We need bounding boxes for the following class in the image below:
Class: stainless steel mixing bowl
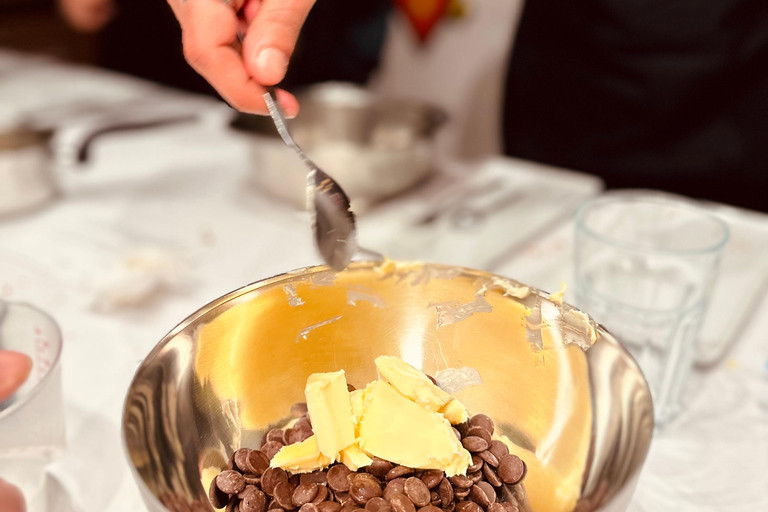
[122,262,653,512]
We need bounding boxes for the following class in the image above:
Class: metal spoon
[263,87,357,271]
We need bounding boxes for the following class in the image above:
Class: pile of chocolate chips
[208,408,528,512]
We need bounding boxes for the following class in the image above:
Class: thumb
[0,350,32,403]
[0,479,26,512]
[243,0,316,86]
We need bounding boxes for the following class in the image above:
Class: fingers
[243,0,316,86]
[181,0,298,115]
[58,0,115,33]
[0,350,32,404]
[0,479,26,512]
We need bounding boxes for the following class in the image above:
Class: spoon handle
[262,87,319,173]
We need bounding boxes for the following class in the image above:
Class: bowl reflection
[122,262,653,512]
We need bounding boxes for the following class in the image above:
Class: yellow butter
[339,443,373,471]
[271,434,332,473]
[374,355,468,424]
[305,370,356,460]
[357,380,471,476]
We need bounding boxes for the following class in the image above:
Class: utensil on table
[263,87,357,271]
[123,262,654,512]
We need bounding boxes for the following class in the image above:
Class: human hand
[0,350,32,512]
[58,0,116,33]
[169,0,316,116]
[0,479,25,512]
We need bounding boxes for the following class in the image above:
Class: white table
[1,51,766,512]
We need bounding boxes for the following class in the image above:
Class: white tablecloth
[0,51,766,512]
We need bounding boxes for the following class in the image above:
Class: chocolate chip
[336,493,353,507]
[227,498,241,512]
[209,477,230,508]
[386,466,414,481]
[301,471,328,486]
[430,491,441,506]
[365,497,392,512]
[478,483,495,505]
[233,448,251,473]
[442,503,456,512]
[349,473,383,504]
[469,486,490,509]
[262,468,289,496]
[239,485,257,499]
[487,504,505,512]
[318,503,343,512]
[468,415,494,436]
[437,479,453,508]
[467,455,483,473]
[454,422,469,438]
[420,471,444,490]
[218,470,247,495]
[478,451,498,468]
[403,478,430,508]
[367,458,394,479]
[300,504,320,512]
[388,492,416,512]
[347,383,357,392]
[313,485,330,504]
[247,450,271,476]
[419,507,442,512]
[452,428,462,441]
[275,481,298,510]
[465,428,492,446]
[291,475,301,488]
[461,437,489,453]
[497,455,526,485]
[293,484,320,507]
[427,375,438,385]
[241,488,268,512]
[295,416,312,431]
[488,441,508,461]
[468,472,483,484]
[383,478,406,502]
[267,429,287,445]
[481,466,502,488]
[455,502,481,512]
[448,475,472,489]
[328,465,353,493]
[269,500,285,510]
[289,426,313,445]
[263,441,285,460]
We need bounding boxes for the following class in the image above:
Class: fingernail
[254,47,288,84]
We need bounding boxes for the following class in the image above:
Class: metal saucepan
[230,82,447,211]
[0,106,198,218]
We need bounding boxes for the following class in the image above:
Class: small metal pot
[0,111,197,218]
[231,83,447,210]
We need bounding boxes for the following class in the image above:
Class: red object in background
[394,0,450,42]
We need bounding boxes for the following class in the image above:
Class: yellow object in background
[357,380,471,476]
[305,370,356,460]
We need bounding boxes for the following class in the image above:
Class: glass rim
[575,190,730,256]
[0,301,63,421]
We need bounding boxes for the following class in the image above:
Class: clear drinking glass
[574,191,729,426]
[0,301,65,511]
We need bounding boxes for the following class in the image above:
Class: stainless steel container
[231,83,447,210]
[122,262,653,512]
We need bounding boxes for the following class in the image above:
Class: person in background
[0,350,33,512]
[58,0,390,116]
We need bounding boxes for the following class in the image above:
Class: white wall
[371,0,526,159]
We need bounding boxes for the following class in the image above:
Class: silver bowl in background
[231,83,447,211]
[122,262,653,512]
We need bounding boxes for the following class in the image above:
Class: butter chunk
[375,355,468,424]
[340,443,373,471]
[305,370,356,460]
[358,380,471,476]
[271,434,332,473]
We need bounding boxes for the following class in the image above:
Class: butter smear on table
[270,356,472,476]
